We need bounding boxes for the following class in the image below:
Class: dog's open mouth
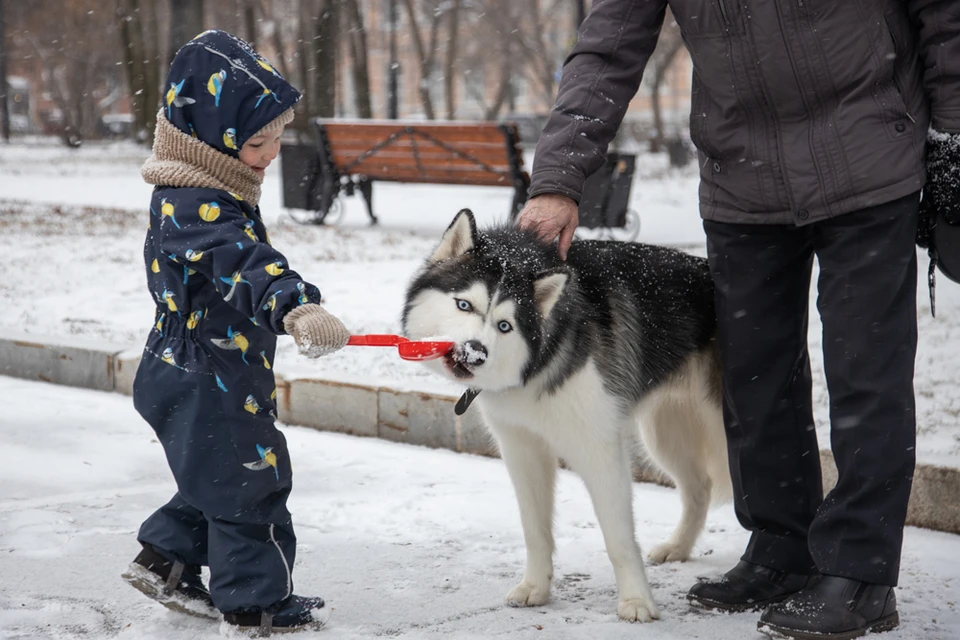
[444,353,474,380]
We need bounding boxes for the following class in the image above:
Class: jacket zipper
[718,0,730,25]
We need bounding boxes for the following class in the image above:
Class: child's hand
[282,304,351,358]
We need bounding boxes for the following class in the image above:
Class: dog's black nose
[461,340,488,365]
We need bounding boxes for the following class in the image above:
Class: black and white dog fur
[402,210,731,622]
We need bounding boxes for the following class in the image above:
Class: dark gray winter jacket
[529,0,960,225]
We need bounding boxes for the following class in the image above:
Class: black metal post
[387,0,399,119]
[0,0,9,142]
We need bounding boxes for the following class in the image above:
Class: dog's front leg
[491,423,557,608]
[565,433,660,622]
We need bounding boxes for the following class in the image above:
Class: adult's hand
[516,194,579,260]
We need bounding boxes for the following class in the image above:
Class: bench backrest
[312,119,528,188]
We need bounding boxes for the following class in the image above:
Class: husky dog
[402,209,731,622]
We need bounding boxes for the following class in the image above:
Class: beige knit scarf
[141,111,264,206]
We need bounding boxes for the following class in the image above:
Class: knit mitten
[918,130,960,248]
[283,304,350,358]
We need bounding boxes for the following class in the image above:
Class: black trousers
[704,193,919,587]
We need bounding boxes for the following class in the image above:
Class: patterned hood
[163,29,300,158]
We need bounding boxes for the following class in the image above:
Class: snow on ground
[1,138,958,468]
[1,375,958,639]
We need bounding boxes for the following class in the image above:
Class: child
[121,30,350,634]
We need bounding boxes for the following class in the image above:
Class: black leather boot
[687,560,815,612]
[758,575,899,639]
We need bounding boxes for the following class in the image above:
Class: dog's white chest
[477,359,620,439]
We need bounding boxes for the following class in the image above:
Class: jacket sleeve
[529,0,668,203]
[907,0,960,133]
[158,196,322,334]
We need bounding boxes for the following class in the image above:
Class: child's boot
[220,595,329,636]
[121,542,218,619]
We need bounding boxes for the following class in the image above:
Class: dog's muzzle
[445,340,487,379]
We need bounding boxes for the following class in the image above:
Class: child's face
[239,127,283,177]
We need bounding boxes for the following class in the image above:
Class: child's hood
[164,30,300,157]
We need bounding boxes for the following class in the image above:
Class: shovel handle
[347,334,409,347]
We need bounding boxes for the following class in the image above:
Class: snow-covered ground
[1,138,958,468]
[2,375,958,639]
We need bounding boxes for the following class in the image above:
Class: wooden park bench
[280,119,530,225]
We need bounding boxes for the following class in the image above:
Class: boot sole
[121,563,219,620]
[758,612,900,640]
[687,591,795,613]
[219,607,330,637]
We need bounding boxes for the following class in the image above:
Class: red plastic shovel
[347,334,454,361]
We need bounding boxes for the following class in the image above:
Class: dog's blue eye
[498,321,512,333]
[456,299,473,312]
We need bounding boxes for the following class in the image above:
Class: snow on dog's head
[402,209,570,392]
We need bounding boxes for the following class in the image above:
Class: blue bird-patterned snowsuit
[133,30,321,614]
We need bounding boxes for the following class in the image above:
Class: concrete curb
[3,332,958,536]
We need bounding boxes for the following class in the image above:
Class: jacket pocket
[673,0,743,37]
[873,14,915,142]
[687,63,725,160]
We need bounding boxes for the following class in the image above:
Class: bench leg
[510,180,529,221]
[315,175,341,225]
[358,177,378,225]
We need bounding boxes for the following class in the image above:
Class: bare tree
[313,0,340,117]
[344,0,372,118]
[645,9,682,150]
[118,0,161,143]
[514,0,565,110]
[258,0,290,78]
[461,0,520,121]
[241,0,258,49]
[168,0,203,66]
[292,0,314,126]
[5,1,124,145]
[443,0,460,120]
[401,0,444,120]
[0,0,9,142]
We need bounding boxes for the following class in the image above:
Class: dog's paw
[647,541,691,564]
[506,580,551,607]
[617,596,660,622]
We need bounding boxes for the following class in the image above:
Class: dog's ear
[533,268,569,320]
[431,209,478,262]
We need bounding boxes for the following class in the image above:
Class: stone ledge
[2,331,958,536]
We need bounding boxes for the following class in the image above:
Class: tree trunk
[484,56,512,121]
[0,0,9,142]
[141,0,161,140]
[646,14,683,150]
[117,0,150,140]
[292,0,314,127]
[258,0,290,78]
[344,0,372,118]
[242,0,258,48]
[525,0,555,110]
[402,0,443,120]
[168,0,204,67]
[444,0,460,120]
[312,0,339,118]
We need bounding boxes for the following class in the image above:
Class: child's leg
[206,517,297,613]
[133,340,304,614]
[138,492,209,566]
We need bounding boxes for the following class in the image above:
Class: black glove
[917,130,960,316]
[918,130,960,246]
